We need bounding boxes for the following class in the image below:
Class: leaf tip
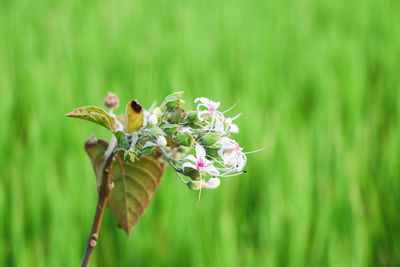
[117,223,132,236]
[125,228,132,236]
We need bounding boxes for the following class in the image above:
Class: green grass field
[0,0,399,266]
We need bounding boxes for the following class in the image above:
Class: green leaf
[200,133,220,146]
[205,146,220,158]
[162,91,184,109]
[65,106,116,131]
[149,126,164,139]
[125,100,144,133]
[162,124,179,135]
[114,131,130,150]
[185,111,199,123]
[141,141,157,156]
[124,150,137,162]
[176,132,195,147]
[85,136,165,235]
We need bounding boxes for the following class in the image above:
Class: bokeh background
[0,0,399,266]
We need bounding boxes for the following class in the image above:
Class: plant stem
[158,146,189,185]
[81,150,117,267]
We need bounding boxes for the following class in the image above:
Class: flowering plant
[66,92,255,267]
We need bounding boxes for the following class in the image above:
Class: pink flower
[216,137,247,172]
[194,97,222,121]
[182,144,219,176]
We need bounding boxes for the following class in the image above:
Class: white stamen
[244,148,265,154]
[222,99,240,114]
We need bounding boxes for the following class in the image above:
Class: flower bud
[157,136,167,147]
[164,108,183,124]
[148,114,158,126]
[202,178,221,189]
[230,124,239,133]
[104,93,119,109]
[186,179,202,190]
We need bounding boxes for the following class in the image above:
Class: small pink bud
[104,93,119,109]
[203,177,221,189]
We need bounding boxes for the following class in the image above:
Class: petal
[222,154,233,166]
[217,148,225,158]
[214,111,225,122]
[182,162,197,171]
[195,144,206,159]
[194,97,210,104]
[197,110,210,121]
[217,137,232,147]
[237,153,247,171]
[211,101,221,110]
[184,154,197,163]
[230,124,239,133]
[214,119,225,132]
[204,165,220,176]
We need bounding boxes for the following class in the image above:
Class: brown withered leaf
[125,100,144,133]
[85,135,165,235]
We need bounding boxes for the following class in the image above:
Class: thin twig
[81,150,117,267]
[158,147,183,174]
[158,146,189,184]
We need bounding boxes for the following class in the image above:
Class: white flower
[157,136,167,147]
[213,117,225,133]
[202,177,221,189]
[216,137,247,171]
[148,114,158,126]
[210,116,239,135]
[194,97,223,122]
[182,144,219,176]
[225,118,239,133]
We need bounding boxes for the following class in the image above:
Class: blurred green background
[0,0,399,266]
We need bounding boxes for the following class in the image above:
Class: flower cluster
[112,92,251,190]
[78,92,253,191]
